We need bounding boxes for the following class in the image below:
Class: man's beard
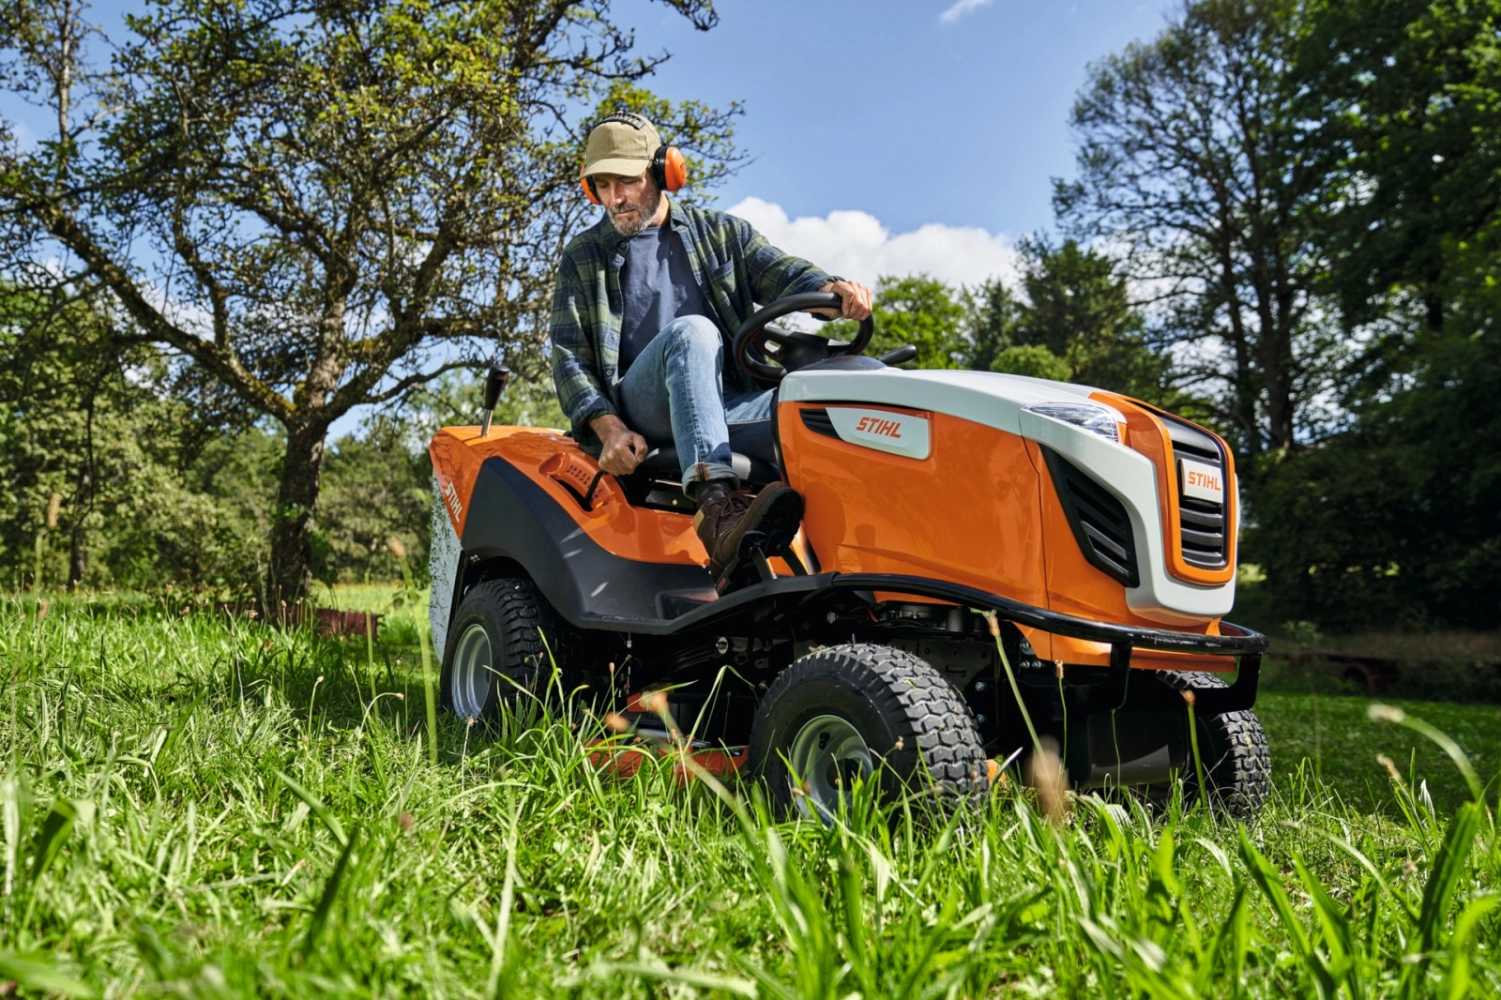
[607,183,662,237]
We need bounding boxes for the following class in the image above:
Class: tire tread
[753,643,989,811]
[441,578,562,715]
[1156,670,1271,817]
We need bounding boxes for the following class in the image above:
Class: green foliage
[1244,328,1501,629]
[864,274,969,369]
[1013,238,1180,406]
[0,283,265,591]
[846,242,1183,408]
[988,344,1073,381]
[1240,0,1501,630]
[316,423,431,589]
[1295,0,1501,331]
[1,597,1499,995]
[958,277,1022,373]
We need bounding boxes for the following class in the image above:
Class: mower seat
[635,445,780,486]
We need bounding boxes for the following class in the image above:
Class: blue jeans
[619,314,775,491]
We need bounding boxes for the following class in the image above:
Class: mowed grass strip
[1,594,1498,997]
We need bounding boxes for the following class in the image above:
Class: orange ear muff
[581,176,601,205]
[660,146,687,192]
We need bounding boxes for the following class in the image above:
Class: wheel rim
[786,714,874,822]
[451,623,494,719]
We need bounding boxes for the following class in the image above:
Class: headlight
[1023,402,1124,443]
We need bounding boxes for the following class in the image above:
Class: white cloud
[727,197,1018,290]
[939,0,994,25]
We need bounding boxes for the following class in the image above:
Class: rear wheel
[441,579,559,719]
[750,643,988,820]
[1157,671,1271,818]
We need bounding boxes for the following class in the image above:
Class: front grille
[1041,447,1140,587]
[1162,417,1229,569]
[800,408,839,438]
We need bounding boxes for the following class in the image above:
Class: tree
[1055,0,1339,459]
[958,278,1022,373]
[1296,0,1501,332]
[0,283,123,589]
[948,240,1180,404]
[1244,329,1501,629]
[1240,0,1501,630]
[865,275,969,369]
[1012,238,1176,404]
[0,0,738,601]
[0,282,271,591]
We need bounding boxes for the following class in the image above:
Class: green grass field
[2,590,1498,998]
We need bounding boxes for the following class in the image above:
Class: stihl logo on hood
[854,415,903,438]
[1178,457,1225,503]
[826,407,932,460]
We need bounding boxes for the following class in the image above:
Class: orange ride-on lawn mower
[428,292,1270,819]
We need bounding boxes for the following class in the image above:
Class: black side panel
[799,407,840,439]
[461,457,713,627]
[1040,446,1141,588]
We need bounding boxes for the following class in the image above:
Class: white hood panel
[780,368,1100,436]
[780,367,1234,624]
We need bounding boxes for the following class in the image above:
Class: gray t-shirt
[618,217,720,372]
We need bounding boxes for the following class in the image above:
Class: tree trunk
[68,525,87,591]
[268,421,329,607]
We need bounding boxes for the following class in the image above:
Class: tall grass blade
[0,952,96,998]
[275,771,348,847]
[1237,828,1338,998]
[1442,893,1499,1000]
[1414,802,1483,959]
[485,809,520,1000]
[1368,704,1486,806]
[983,612,1042,754]
[301,824,358,959]
[28,798,79,883]
[1,771,30,896]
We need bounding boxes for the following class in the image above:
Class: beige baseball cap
[581,113,662,179]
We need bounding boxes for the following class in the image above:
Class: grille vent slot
[800,408,839,438]
[1041,447,1140,587]
[1162,416,1229,569]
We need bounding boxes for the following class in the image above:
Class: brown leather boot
[693,481,805,594]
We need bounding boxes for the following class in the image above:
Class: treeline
[0,292,563,593]
[2,0,1498,631]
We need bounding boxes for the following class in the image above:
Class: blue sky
[23,0,1170,287]
[612,0,1170,285]
[619,0,1168,236]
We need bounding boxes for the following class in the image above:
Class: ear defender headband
[581,111,688,205]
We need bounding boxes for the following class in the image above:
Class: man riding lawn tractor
[426,112,1271,820]
[552,111,873,595]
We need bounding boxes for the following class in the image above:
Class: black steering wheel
[731,291,874,383]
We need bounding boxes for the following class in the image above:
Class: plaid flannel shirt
[550,201,837,453]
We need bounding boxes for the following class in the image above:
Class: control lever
[877,345,918,366]
[479,365,510,436]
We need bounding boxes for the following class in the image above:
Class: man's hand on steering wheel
[810,280,873,321]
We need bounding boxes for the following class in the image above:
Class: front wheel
[1158,671,1271,818]
[749,643,988,820]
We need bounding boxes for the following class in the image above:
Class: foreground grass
[2,594,1499,998]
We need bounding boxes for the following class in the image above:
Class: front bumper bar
[823,573,1266,716]
[593,570,1267,716]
